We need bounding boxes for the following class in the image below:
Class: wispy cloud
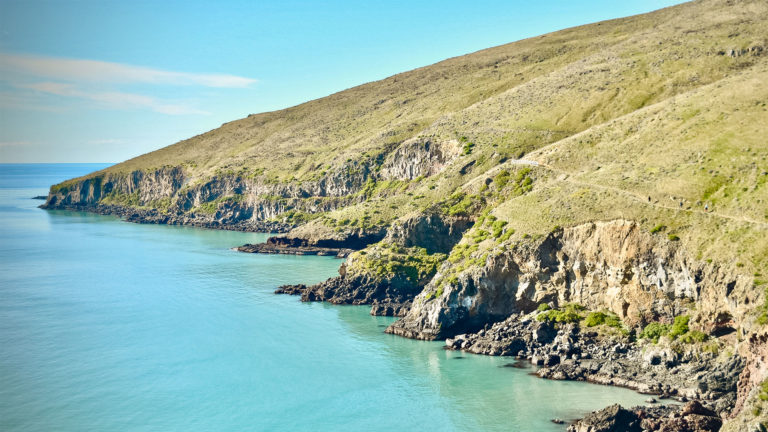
[19,82,209,115]
[0,53,257,88]
[0,52,256,115]
[0,140,33,148]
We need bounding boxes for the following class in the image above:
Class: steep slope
[43,0,768,428]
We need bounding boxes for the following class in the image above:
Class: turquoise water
[0,164,652,431]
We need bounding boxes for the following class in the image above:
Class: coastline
[38,199,761,431]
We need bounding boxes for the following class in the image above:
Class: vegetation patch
[443,192,485,216]
[355,243,447,285]
[639,315,708,344]
[537,303,585,323]
[102,190,141,207]
[584,311,623,329]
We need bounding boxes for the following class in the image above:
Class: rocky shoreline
[568,402,725,432]
[41,203,292,233]
[275,273,416,317]
[441,312,744,430]
[237,242,353,258]
[445,314,742,412]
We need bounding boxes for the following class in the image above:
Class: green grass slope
[53,0,768,296]
[81,0,765,183]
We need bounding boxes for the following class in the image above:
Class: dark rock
[567,404,641,432]
[544,354,561,366]
[681,400,717,417]
[439,312,744,423]
[274,284,306,295]
[238,241,353,258]
[370,302,410,317]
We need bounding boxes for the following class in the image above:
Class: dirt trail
[463,155,768,229]
[538,163,768,228]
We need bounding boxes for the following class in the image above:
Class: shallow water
[0,164,653,431]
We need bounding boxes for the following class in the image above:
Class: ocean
[0,164,651,431]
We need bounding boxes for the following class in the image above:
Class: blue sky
[0,0,687,163]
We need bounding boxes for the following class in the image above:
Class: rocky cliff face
[42,161,373,230]
[384,211,473,254]
[380,137,459,180]
[45,166,185,208]
[387,220,752,340]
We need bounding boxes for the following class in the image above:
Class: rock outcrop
[273,211,472,316]
[387,220,750,340]
[569,402,724,432]
[275,271,420,317]
[384,211,473,254]
[42,162,375,230]
[380,137,459,181]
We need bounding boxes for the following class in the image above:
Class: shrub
[584,311,607,327]
[668,234,680,241]
[639,322,670,343]
[472,229,490,243]
[537,303,551,312]
[537,303,584,323]
[679,330,709,344]
[759,379,768,402]
[584,311,625,329]
[650,224,666,234]
[494,170,511,188]
[491,220,508,238]
[498,228,515,242]
[669,315,690,338]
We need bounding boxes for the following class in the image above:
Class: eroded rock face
[380,138,459,181]
[384,211,473,254]
[42,163,372,230]
[387,220,750,340]
[44,166,185,208]
[724,330,768,429]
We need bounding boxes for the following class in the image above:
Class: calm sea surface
[0,164,651,431]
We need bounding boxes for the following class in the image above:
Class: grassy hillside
[82,0,765,181]
[52,0,768,300]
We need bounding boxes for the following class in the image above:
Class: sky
[0,0,688,163]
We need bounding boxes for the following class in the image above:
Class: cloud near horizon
[0,53,256,115]
[19,82,210,115]
[0,53,257,88]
